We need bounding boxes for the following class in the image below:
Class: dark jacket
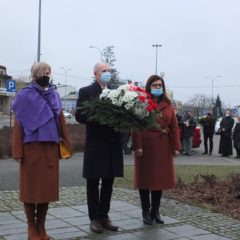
[219,116,234,138]
[75,81,123,179]
[203,116,215,135]
[180,115,197,138]
[218,116,234,155]
[233,122,240,149]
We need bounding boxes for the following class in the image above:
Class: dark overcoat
[180,115,197,138]
[233,122,240,149]
[218,116,234,155]
[131,100,181,190]
[203,117,215,136]
[75,81,123,179]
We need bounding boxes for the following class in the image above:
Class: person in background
[120,129,132,155]
[175,109,183,152]
[132,75,180,225]
[202,112,215,155]
[12,62,72,240]
[181,111,197,156]
[218,109,234,157]
[232,115,240,158]
[75,62,123,233]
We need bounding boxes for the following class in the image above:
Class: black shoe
[90,220,103,233]
[150,210,164,224]
[142,210,153,225]
[100,218,118,231]
[209,152,212,155]
[202,152,207,155]
[186,153,191,156]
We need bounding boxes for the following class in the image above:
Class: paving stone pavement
[0,187,239,240]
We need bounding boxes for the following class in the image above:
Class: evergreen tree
[212,94,223,119]
[102,46,120,88]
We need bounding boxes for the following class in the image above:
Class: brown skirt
[19,142,59,203]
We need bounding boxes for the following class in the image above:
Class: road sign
[6,80,16,92]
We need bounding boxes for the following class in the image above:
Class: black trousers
[203,133,213,153]
[139,189,162,211]
[235,148,240,157]
[87,178,114,221]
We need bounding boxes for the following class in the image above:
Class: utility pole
[152,44,162,75]
[37,0,42,62]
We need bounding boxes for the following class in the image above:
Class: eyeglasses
[151,83,162,88]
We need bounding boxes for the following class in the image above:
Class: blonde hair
[31,62,51,80]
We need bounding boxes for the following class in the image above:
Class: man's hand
[134,148,143,157]
[175,150,180,156]
[14,159,22,163]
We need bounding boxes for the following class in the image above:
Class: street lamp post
[89,46,103,61]
[37,0,42,62]
[206,75,221,104]
[152,44,162,75]
[89,46,114,63]
[61,67,71,109]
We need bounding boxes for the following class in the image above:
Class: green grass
[114,165,240,188]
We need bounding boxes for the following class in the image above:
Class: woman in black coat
[232,116,240,158]
[218,110,234,157]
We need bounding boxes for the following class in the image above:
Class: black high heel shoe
[142,210,153,225]
[150,210,164,224]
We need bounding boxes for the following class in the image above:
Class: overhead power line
[169,85,240,89]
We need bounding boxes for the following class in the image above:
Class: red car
[178,126,202,149]
[192,126,202,148]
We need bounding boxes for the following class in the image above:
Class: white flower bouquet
[80,84,159,131]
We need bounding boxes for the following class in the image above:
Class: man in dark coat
[202,112,215,155]
[233,116,240,158]
[218,110,234,157]
[75,62,123,233]
[180,110,197,156]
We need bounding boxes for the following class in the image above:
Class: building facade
[0,65,13,115]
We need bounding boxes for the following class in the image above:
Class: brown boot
[24,203,41,240]
[37,203,50,240]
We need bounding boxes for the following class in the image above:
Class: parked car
[178,126,202,148]
[63,110,72,118]
[214,117,222,134]
[214,117,236,135]
[192,126,202,148]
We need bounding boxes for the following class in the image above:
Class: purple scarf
[12,82,62,143]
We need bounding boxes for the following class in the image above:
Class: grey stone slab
[0,213,19,225]
[187,233,233,240]
[9,211,25,222]
[162,216,181,225]
[0,226,26,236]
[111,201,139,212]
[115,218,145,230]
[108,212,132,221]
[166,224,210,237]
[50,229,87,239]
[63,215,90,226]
[124,208,142,218]
[134,228,181,240]
[95,232,141,240]
[47,226,80,235]
[45,219,72,229]
[48,207,83,218]
[71,205,89,214]
[3,233,28,240]
[0,222,26,232]
[135,227,187,240]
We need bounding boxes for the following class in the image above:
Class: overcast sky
[1,0,240,107]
